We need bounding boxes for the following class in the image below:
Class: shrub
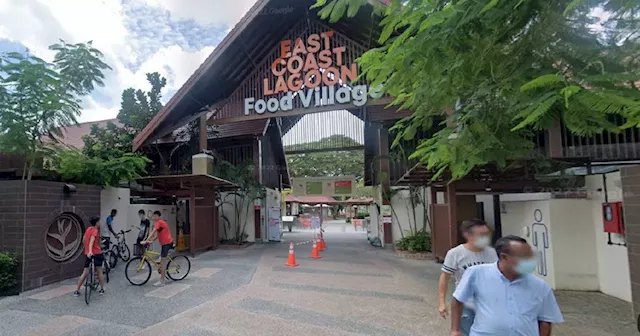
[0,252,19,296]
[346,217,351,223]
[395,231,432,253]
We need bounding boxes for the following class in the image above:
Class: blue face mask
[514,258,537,275]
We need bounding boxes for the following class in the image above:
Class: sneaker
[98,289,105,296]
[152,281,165,287]
[73,290,80,297]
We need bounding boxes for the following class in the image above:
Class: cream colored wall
[586,172,631,302]
[549,200,598,290]
[500,199,556,288]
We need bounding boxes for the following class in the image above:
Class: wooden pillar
[199,115,207,152]
[189,188,196,256]
[253,138,262,183]
[492,194,502,245]
[378,124,393,245]
[446,183,458,250]
[212,188,219,250]
[547,121,563,158]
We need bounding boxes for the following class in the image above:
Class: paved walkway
[0,226,637,335]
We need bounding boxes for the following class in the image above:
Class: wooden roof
[396,160,588,193]
[136,174,238,192]
[132,0,382,151]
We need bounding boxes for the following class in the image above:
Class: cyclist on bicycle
[73,216,105,296]
[141,210,174,287]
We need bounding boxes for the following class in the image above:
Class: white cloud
[0,0,222,123]
[81,45,215,122]
[144,0,257,26]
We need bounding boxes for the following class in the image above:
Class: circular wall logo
[45,213,83,262]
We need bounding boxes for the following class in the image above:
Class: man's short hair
[153,211,161,217]
[495,235,528,256]
[89,216,100,226]
[111,209,117,215]
[138,209,145,215]
[460,218,489,234]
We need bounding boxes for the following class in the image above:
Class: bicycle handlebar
[119,229,132,234]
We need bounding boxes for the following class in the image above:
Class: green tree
[52,148,151,187]
[314,0,640,180]
[0,40,111,179]
[286,135,364,179]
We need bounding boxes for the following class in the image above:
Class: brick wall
[0,180,26,255]
[620,166,640,319]
[0,180,101,292]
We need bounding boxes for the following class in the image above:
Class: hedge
[0,252,19,296]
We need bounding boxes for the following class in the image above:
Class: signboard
[243,31,382,116]
[291,176,356,197]
[268,207,281,241]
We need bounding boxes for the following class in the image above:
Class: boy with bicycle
[141,211,174,287]
[73,216,105,296]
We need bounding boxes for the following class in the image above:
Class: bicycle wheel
[104,258,110,284]
[166,255,191,281]
[105,250,118,270]
[125,257,151,286]
[110,246,119,268]
[119,243,131,262]
[84,266,93,305]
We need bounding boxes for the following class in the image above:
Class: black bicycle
[101,237,119,270]
[84,259,99,305]
[112,229,132,262]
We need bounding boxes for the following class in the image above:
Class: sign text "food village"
[244,31,379,115]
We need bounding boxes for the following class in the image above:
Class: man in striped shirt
[438,219,497,336]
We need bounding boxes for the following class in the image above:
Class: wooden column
[546,121,563,158]
[253,138,262,183]
[212,188,219,250]
[492,194,502,245]
[199,115,207,152]
[445,183,458,250]
[378,124,393,245]
[189,188,196,256]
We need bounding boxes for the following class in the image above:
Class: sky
[0,0,258,122]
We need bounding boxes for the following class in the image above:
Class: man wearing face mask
[450,235,564,336]
[438,219,497,336]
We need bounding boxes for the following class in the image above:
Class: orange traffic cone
[319,231,326,251]
[311,240,322,259]
[285,242,299,267]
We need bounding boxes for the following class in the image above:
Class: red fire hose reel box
[603,202,624,234]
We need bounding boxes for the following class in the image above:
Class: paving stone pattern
[0,223,637,335]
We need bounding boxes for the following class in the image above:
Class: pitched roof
[53,118,121,149]
[132,0,381,151]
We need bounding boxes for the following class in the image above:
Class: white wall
[390,187,429,242]
[549,200,598,290]
[500,199,557,288]
[264,187,281,242]
[218,191,256,243]
[126,204,176,253]
[101,187,176,252]
[586,172,631,302]
[498,181,631,301]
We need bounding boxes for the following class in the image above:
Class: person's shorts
[84,254,105,268]
[160,244,174,258]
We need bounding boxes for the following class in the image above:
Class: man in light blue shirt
[450,235,563,336]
